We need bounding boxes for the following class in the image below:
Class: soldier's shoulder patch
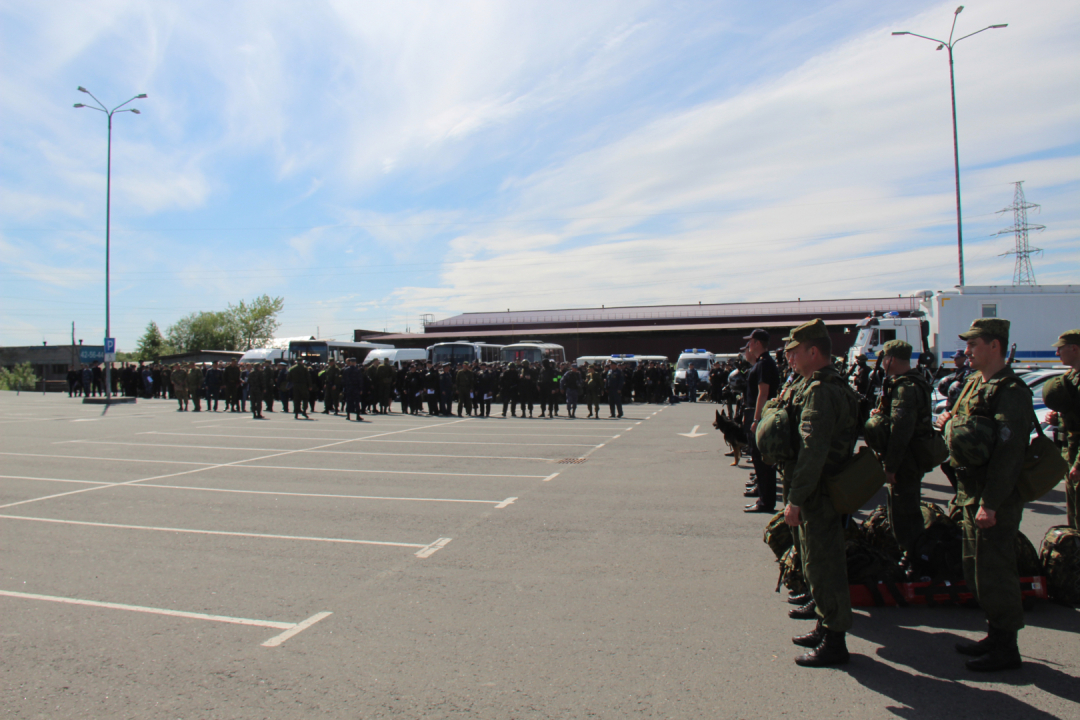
[894,407,907,419]
[999,425,1012,442]
[800,420,814,438]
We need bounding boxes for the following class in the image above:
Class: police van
[674,349,714,393]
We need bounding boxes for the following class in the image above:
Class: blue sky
[2,0,1078,350]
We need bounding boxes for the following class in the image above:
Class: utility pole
[993,181,1045,286]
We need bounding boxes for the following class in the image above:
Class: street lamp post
[74,87,146,403]
[892,6,1006,287]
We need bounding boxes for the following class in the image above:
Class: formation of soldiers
[750,318,1080,672]
[157,356,679,422]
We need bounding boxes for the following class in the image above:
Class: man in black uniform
[342,357,364,421]
[744,329,781,513]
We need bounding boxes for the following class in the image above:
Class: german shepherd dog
[712,409,748,466]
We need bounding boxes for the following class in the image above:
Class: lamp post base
[83,397,137,405]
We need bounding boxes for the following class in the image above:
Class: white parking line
[0,451,213,467]
[229,464,550,478]
[0,590,330,647]
[58,441,557,461]
[0,419,470,511]
[0,514,435,549]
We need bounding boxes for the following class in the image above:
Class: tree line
[133,295,285,362]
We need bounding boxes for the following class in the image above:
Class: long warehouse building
[358,296,922,359]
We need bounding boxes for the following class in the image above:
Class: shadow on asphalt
[847,614,1080,717]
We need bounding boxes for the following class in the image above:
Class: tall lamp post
[892,6,1006,287]
[74,87,146,403]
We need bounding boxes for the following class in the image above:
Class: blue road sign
[104,337,116,362]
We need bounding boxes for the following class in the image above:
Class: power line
[992,181,1045,286]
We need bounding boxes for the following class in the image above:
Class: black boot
[788,592,812,606]
[955,623,995,656]
[789,599,817,620]
[965,628,1022,672]
[793,620,826,648]
[795,629,849,667]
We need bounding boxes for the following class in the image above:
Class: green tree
[229,295,284,351]
[0,362,38,392]
[134,321,175,361]
[166,311,241,352]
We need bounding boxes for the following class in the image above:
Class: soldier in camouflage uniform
[288,361,312,419]
[322,359,341,415]
[781,319,859,667]
[186,363,204,412]
[871,339,933,554]
[937,318,1030,672]
[171,364,189,411]
[248,361,266,419]
[1045,330,1080,530]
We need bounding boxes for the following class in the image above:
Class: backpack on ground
[1040,526,1080,605]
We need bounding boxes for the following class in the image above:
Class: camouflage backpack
[860,505,904,562]
[777,544,806,596]
[908,505,964,582]
[846,540,906,586]
[1040,526,1080,605]
[763,511,793,560]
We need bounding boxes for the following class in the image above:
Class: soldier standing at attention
[584,364,603,418]
[262,361,277,412]
[186,363,204,412]
[323,359,342,415]
[456,362,475,417]
[376,359,395,414]
[342,357,365,422]
[288,360,312,419]
[248,361,266,419]
[781,319,858,667]
[500,362,520,417]
[936,318,1030,672]
[1045,330,1080,530]
[605,362,624,418]
[171,364,189,411]
[223,359,242,412]
[870,340,933,554]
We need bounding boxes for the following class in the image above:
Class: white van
[363,348,428,368]
[239,348,287,364]
[674,349,715,392]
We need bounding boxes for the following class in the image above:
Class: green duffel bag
[756,399,796,465]
[1017,420,1070,502]
[910,429,951,473]
[944,414,996,468]
[826,446,886,514]
[862,413,890,454]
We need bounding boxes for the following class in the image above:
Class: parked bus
[364,348,428,368]
[427,341,504,366]
[286,339,393,364]
[500,341,565,365]
[575,354,667,368]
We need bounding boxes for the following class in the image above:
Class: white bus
[287,339,393,364]
[500,341,566,365]
[575,354,668,368]
[427,341,504,365]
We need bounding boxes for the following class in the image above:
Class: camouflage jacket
[951,367,1032,510]
[879,370,933,473]
[185,366,203,390]
[1060,370,1080,472]
[787,366,859,509]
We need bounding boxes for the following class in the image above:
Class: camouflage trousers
[799,490,852,633]
[1066,471,1077,531]
[887,455,925,554]
[961,492,1025,632]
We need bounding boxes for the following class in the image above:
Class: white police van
[674,349,714,393]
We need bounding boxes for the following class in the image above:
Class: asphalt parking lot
[1,393,1077,719]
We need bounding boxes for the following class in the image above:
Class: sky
[2,0,1078,350]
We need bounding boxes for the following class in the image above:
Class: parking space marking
[0,451,214,467]
[124,484,520,507]
[0,474,109,486]
[0,590,330,647]
[229,464,551,478]
[0,419,470,510]
[351,439,600,447]
[0,514,437,549]
[392,431,620,438]
[59,441,558,461]
[415,537,453,558]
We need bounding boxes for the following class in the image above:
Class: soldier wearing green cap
[936,317,1031,671]
[1047,329,1080,529]
[779,319,859,667]
[866,339,934,553]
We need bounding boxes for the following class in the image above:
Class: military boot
[965,629,1022,672]
[955,623,995,656]
[787,591,812,606]
[795,629,849,667]
[792,620,826,648]
[788,599,817,620]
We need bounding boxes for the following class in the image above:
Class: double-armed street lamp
[892,6,1006,287]
[74,87,146,403]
